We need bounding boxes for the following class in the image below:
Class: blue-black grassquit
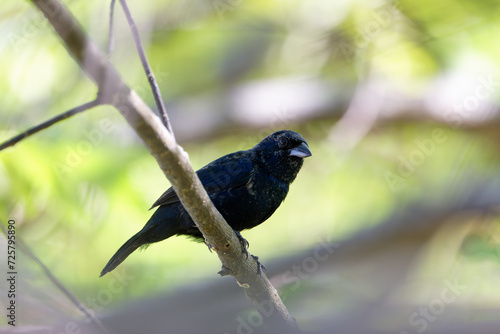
[100,130,311,277]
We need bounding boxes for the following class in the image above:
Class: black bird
[100,130,311,277]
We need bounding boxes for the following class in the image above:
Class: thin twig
[0,222,108,333]
[118,0,174,137]
[107,0,116,57]
[0,99,100,152]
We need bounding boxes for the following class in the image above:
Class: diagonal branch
[0,221,108,333]
[0,99,100,151]
[31,0,298,331]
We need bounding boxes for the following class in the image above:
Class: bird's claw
[204,240,213,253]
[252,255,266,276]
[234,230,250,258]
[233,231,265,275]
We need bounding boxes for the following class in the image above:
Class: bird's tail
[100,231,146,277]
[100,206,182,277]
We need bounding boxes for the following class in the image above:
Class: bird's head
[253,130,312,183]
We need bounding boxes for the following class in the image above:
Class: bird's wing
[149,187,178,209]
[149,151,254,209]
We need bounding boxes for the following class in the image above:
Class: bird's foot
[252,255,267,276]
[234,230,250,258]
[204,240,214,253]
[233,231,265,275]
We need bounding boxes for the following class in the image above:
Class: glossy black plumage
[100,130,311,277]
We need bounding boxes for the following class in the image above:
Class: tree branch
[0,221,109,334]
[118,0,174,137]
[107,0,117,57]
[0,99,100,151]
[31,0,298,331]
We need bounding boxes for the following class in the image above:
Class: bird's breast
[207,172,289,232]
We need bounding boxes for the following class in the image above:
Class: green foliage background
[1,0,500,328]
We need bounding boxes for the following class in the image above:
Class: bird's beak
[289,142,312,158]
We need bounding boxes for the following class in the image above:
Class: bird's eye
[278,137,288,148]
